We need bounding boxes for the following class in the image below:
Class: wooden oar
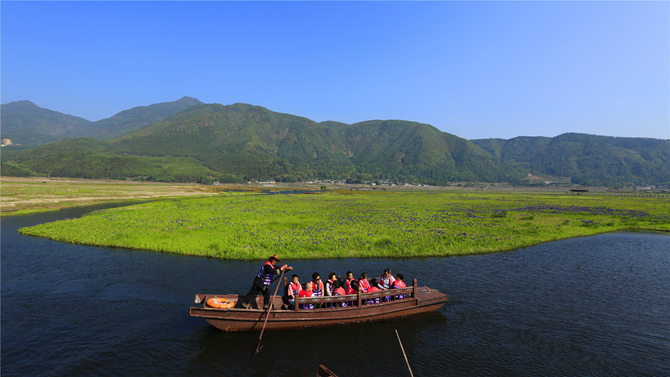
[254,268,286,356]
[395,329,414,377]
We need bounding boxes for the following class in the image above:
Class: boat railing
[295,279,418,311]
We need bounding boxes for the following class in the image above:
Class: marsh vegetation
[18,190,670,259]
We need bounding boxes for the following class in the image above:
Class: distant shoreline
[3,176,667,217]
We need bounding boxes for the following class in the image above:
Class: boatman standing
[241,254,293,309]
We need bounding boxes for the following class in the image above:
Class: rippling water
[2,205,669,376]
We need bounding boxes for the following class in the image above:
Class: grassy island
[18,190,670,260]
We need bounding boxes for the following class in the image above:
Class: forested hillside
[2,103,514,184]
[4,99,666,186]
[78,96,203,140]
[472,133,670,186]
[1,101,92,146]
[0,97,203,146]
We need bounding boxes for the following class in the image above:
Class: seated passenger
[347,280,359,306]
[358,272,370,292]
[366,278,381,304]
[324,272,338,307]
[379,268,395,301]
[393,273,407,299]
[393,273,406,288]
[333,280,346,296]
[332,280,347,307]
[346,280,358,295]
[299,282,314,309]
[367,278,381,293]
[325,272,337,296]
[287,274,302,307]
[344,271,355,291]
[311,272,324,297]
[335,274,344,291]
[379,268,395,289]
[311,272,324,308]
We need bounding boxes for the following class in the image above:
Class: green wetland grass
[19,191,670,260]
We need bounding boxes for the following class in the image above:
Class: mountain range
[2,98,668,186]
[1,96,202,146]
[472,134,669,186]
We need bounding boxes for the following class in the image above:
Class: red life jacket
[345,278,354,290]
[289,282,302,297]
[366,286,380,304]
[379,275,395,289]
[334,287,346,295]
[345,287,356,295]
[392,280,407,299]
[299,290,313,309]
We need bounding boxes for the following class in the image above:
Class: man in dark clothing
[241,254,293,309]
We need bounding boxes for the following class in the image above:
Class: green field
[18,190,670,260]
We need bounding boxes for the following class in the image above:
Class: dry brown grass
[0,177,220,216]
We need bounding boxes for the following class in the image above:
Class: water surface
[2,205,668,376]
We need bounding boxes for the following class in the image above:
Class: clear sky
[2,1,668,140]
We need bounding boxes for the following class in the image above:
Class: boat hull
[189,285,448,331]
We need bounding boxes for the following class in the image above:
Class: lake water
[2,205,669,376]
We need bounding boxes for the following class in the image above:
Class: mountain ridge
[472,133,669,186]
[1,97,203,146]
[79,96,204,140]
[2,102,513,184]
[2,99,667,186]
[1,100,93,145]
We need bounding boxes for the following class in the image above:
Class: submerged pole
[395,329,414,377]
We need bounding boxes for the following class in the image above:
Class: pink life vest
[256,261,275,286]
[312,280,324,297]
[358,279,370,292]
[334,287,346,295]
[326,279,335,296]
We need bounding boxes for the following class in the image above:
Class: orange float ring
[207,297,236,309]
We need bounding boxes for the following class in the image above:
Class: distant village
[243,178,429,188]
[228,178,668,194]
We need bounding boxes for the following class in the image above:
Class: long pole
[395,329,414,377]
[254,268,286,356]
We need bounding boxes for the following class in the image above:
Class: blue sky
[2,1,668,140]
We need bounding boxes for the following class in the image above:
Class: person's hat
[269,254,281,262]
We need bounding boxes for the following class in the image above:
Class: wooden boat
[189,279,448,331]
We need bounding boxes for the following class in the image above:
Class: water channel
[2,204,669,376]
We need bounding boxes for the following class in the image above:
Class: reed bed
[19,191,670,259]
